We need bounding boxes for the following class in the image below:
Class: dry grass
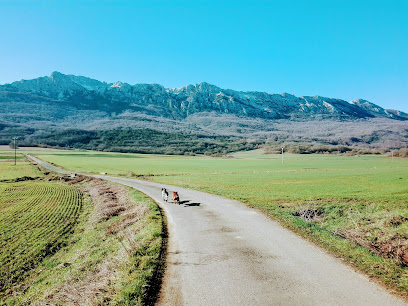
[44,253,123,305]
[81,178,149,226]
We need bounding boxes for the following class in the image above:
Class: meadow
[31,148,408,295]
[32,149,408,202]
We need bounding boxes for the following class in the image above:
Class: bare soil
[337,229,408,266]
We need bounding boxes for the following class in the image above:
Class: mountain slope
[1,72,407,121]
[0,72,407,153]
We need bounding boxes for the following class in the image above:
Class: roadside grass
[34,149,408,296]
[114,191,164,305]
[253,202,408,296]
[4,182,164,305]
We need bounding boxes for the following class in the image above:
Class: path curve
[28,155,406,305]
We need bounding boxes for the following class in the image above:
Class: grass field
[32,149,408,295]
[0,155,41,181]
[0,149,164,304]
[0,156,24,160]
[33,150,408,202]
[0,182,82,298]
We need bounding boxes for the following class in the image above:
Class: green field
[0,149,164,304]
[33,149,408,295]
[0,182,82,297]
[0,156,41,181]
[0,156,24,160]
[34,150,408,201]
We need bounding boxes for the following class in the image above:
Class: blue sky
[1,0,407,111]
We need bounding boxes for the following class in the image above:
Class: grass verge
[257,204,408,298]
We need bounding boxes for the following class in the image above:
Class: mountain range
[0,72,407,154]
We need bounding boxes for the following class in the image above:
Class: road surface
[28,155,406,305]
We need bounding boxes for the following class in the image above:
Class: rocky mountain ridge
[1,72,407,153]
[1,71,407,121]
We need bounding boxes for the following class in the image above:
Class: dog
[161,188,168,202]
[172,191,180,205]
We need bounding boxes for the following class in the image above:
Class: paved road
[28,155,406,305]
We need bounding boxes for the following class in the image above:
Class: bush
[391,148,408,158]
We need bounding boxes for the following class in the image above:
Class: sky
[0,0,407,112]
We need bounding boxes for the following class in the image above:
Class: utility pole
[12,137,18,166]
[281,147,284,165]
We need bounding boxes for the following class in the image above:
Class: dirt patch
[292,208,324,221]
[57,174,92,185]
[0,176,41,183]
[220,226,235,233]
[336,230,408,266]
[375,234,408,266]
[386,215,408,227]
